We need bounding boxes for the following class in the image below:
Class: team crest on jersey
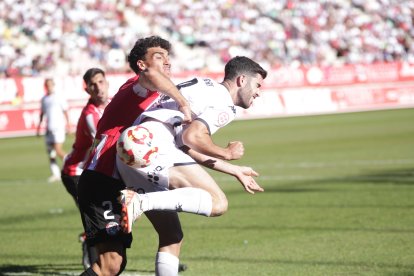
[217,112,230,126]
[106,221,120,235]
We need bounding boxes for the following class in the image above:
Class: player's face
[237,73,264,109]
[86,73,109,106]
[142,47,171,76]
[45,80,55,94]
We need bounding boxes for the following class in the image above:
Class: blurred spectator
[0,0,413,77]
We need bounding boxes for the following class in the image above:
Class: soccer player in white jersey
[117,56,267,275]
[36,78,70,183]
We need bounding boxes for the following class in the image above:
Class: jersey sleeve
[196,105,235,135]
[85,113,98,138]
[178,77,236,135]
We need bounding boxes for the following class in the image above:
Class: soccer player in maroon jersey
[61,68,109,269]
[77,36,191,276]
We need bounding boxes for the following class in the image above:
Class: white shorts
[45,129,66,145]
[116,121,196,193]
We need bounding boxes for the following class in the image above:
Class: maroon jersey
[62,99,104,176]
[85,75,160,178]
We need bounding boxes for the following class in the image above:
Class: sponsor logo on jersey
[203,78,214,87]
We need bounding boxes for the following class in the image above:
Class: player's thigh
[169,164,225,199]
[60,173,79,202]
[94,240,127,273]
[78,170,132,248]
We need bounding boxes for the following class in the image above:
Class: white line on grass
[252,158,414,169]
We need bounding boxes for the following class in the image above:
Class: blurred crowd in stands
[1,0,413,77]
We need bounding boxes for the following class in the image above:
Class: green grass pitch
[0,108,413,275]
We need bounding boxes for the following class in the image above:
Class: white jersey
[41,93,68,131]
[136,77,236,141]
[118,77,237,191]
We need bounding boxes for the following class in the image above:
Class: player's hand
[179,104,192,124]
[235,166,264,194]
[227,141,244,160]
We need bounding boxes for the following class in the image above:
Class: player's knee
[49,149,57,159]
[100,253,126,276]
[159,229,183,247]
[119,256,127,275]
[211,194,228,216]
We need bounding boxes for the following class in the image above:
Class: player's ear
[83,82,90,94]
[236,75,247,87]
[137,60,147,71]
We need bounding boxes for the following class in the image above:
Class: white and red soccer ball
[117,125,158,168]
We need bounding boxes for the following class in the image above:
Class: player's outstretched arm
[140,67,192,123]
[182,120,244,160]
[181,146,264,194]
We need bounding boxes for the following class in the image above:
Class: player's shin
[155,252,179,276]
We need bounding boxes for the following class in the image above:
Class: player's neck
[220,81,236,102]
[220,80,231,92]
[92,99,108,109]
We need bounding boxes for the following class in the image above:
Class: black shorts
[60,173,79,205]
[78,170,132,248]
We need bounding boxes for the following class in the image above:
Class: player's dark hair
[223,56,267,81]
[128,36,172,74]
[83,68,105,85]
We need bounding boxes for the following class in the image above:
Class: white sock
[141,187,212,216]
[50,162,61,177]
[155,252,179,276]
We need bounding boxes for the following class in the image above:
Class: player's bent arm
[182,120,239,160]
[140,67,191,122]
[181,146,264,194]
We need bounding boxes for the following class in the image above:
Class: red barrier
[1,62,414,138]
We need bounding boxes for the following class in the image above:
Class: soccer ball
[117,125,158,168]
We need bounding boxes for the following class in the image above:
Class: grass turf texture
[0,108,413,275]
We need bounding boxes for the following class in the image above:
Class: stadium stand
[1,0,413,77]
